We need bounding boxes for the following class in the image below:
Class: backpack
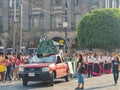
[77,62,86,73]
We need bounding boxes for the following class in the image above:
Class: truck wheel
[64,75,69,82]
[23,79,28,86]
[49,73,54,86]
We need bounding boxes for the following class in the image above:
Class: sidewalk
[0,80,21,86]
[0,73,119,90]
[83,73,120,90]
[48,73,120,90]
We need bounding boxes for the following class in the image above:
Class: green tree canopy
[77,8,120,52]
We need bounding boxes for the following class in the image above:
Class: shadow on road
[21,80,65,89]
[0,80,66,90]
[78,84,114,90]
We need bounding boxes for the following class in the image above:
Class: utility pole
[20,0,23,52]
[13,0,17,53]
[63,0,68,53]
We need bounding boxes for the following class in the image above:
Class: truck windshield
[29,55,56,63]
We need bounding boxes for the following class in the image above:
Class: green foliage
[77,8,120,52]
[24,28,41,47]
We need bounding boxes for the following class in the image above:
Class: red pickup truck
[19,54,69,86]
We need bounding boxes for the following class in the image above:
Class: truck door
[55,56,63,77]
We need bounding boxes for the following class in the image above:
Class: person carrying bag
[78,63,86,74]
[75,54,85,90]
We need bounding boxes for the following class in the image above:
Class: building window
[75,0,81,5]
[9,0,20,8]
[29,15,34,30]
[40,13,44,31]
[40,0,44,7]
[55,16,62,29]
[16,15,20,23]
[32,0,41,8]
[89,0,97,3]
[0,0,3,8]
[109,0,112,8]
[50,0,54,6]
[8,16,14,31]
[29,0,32,6]
[0,17,3,31]
[55,0,62,6]
[55,0,59,5]
[9,0,14,8]
[33,15,39,28]
[40,19,44,32]
[16,0,21,8]
[115,0,119,8]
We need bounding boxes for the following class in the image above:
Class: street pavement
[0,73,119,90]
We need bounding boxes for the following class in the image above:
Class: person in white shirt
[104,55,112,74]
[86,51,95,78]
[97,52,105,74]
[92,56,101,76]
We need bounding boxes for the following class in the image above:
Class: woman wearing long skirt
[92,58,101,76]
[104,55,112,74]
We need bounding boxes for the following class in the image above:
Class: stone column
[105,0,109,8]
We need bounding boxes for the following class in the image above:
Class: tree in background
[0,28,41,48]
[24,28,41,48]
[77,8,120,52]
[5,32,13,48]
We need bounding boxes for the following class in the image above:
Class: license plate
[28,73,35,77]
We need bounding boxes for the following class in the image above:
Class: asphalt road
[0,73,119,90]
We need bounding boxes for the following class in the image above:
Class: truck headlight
[19,67,24,72]
[42,67,49,72]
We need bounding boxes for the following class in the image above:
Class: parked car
[19,54,70,86]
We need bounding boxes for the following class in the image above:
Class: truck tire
[49,73,54,86]
[64,75,69,82]
[23,79,28,86]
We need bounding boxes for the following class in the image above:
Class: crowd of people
[73,51,120,89]
[0,50,120,89]
[0,52,30,82]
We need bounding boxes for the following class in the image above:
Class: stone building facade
[0,0,120,51]
[0,0,120,32]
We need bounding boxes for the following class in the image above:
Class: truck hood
[22,63,51,68]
